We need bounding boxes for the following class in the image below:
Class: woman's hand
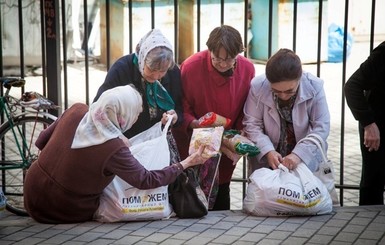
[161,110,178,125]
[119,135,131,147]
[180,145,209,169]
[266,150,283,169]
[281,153,301,170]
[189,119,200,129]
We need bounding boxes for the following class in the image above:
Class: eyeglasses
[211,55,237,65]
[271,89,297,95]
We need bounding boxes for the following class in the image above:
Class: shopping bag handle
[278,164,289,172]
[162,115,173,136]
[297,134,328,163]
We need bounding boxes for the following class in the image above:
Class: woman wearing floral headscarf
[24,85,208,224]
[94,29,182,139]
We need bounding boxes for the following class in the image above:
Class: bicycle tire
[0,116,54,216]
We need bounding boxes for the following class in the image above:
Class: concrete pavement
[1,205,385,244]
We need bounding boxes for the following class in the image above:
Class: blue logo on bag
[122,192,168,204]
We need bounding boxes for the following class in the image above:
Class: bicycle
[0,77,58,216]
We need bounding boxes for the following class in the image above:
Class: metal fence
[1,0,384,207]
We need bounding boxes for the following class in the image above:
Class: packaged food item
[198,112,231,128]
[189,127,224,158]
[222,130,260,157]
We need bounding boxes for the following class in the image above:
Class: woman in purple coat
[24,85,208,224]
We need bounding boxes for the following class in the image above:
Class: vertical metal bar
[129,0,133,54]
[316,0,323,76]
[40,0,47,97]
[242,157,247,200]
[292,0,297,52]
[268,0,273,58]
[61,0,68,109]
[43,0,62,116]
[197,0,201,52]
[151,0,155,29]
[369,0,376,52]
[220,0,224,25]
[241,1,250,197]
[339,0,350,206]
[0,3,3,100]
[174,0,178,63]
[106,0,111,70]
[83,0,90,104]
[17,0,25,86]
[244,0,249,57]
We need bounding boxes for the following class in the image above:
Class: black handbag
[168,168,209,218]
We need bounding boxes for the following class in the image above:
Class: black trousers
[212,183,231,210]
[358,122,385,205]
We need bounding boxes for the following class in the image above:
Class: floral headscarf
[135,28,173,76]
[71,85,143,149]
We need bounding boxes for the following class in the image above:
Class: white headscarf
[135,29,173,76]
[71,85,143,149]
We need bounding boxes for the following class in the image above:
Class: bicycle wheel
[0,116,54,216]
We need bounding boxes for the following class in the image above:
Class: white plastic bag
[243,163,333,216]
[297,133,339,206]
[94,117,173,222]
[0,188,6,214]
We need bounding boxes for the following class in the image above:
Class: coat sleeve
[344,42,385,127]
[35,118,59,150]
[292,77,330,171]
[243,77,277,162]
[178,61,198,131]
[106,148,183,189]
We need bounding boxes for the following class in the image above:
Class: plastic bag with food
[189,127,224,158]
[198,112,231,128]
[222,130,260,157]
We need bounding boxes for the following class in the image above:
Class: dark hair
[206,25,244,58]
[265,48,302,83]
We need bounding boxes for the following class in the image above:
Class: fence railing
[1,0,384,207]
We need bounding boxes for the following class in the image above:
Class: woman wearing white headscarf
[24,85,207,224]
[93,29,182,139]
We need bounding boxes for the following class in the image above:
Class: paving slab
[1,206,385,244]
